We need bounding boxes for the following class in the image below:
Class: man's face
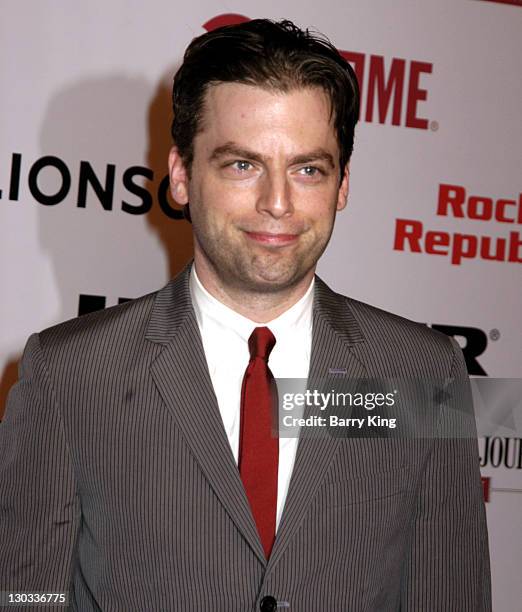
[169,83,349,294]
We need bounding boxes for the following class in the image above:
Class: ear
[336,163,350,211]
[168,146,190,205]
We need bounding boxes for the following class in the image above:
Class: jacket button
[260,595,277,612]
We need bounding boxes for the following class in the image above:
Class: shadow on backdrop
[145,71,194,275]
[0,68,193,420]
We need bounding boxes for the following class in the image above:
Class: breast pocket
[320,466,408,508]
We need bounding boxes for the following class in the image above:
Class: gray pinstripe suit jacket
[1,264,491,611]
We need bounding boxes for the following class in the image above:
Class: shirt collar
[190,264,314,342]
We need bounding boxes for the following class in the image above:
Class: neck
[193,259,314,324]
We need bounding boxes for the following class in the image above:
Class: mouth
[244,231,300,246]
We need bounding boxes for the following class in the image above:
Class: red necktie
[239,326,278,559]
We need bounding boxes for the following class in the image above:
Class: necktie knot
[248,326,276,361]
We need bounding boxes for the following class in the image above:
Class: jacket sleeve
[399,337,492,611]
[0,333,80,603]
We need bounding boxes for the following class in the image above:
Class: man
[0,19,490,611]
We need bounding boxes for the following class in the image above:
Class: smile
[244,231,300,246]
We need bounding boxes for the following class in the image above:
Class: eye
[298,166,324,177]
[230,160,253,172]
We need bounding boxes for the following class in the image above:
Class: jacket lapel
[147,265,266,564]
[267,276,368,569]
[146,266,367,567]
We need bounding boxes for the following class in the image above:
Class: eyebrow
[208,142,336,169]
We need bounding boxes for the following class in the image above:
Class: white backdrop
[1,1,521,609]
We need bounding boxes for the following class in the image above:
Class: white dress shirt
[190,265,313,530]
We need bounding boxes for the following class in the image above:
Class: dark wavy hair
[171,19,360,180]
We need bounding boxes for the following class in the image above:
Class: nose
[255,171,294,219]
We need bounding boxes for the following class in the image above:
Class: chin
[237,265,309,293]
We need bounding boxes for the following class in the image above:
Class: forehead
[195,82,339,159]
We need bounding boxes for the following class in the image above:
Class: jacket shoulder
[346,295,445,342]
[342,294,459,377]
[37,289,159,362]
